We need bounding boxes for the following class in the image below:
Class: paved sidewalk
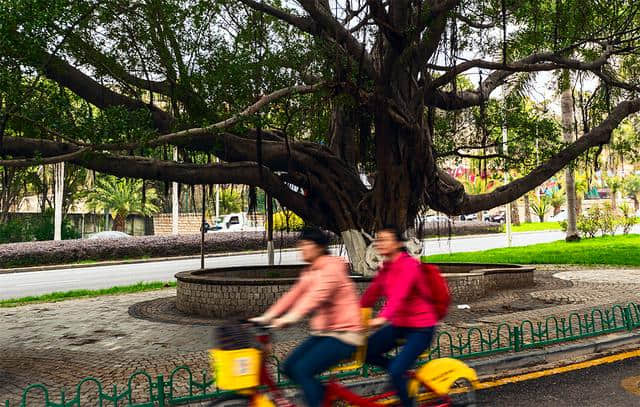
[1,265,639,405]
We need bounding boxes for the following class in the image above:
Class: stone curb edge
[202,330,640,406]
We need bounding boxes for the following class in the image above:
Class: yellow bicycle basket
[210,347,262,391]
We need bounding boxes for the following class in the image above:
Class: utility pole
[53,162,64,240]
[172,147,179,235]
[502,89,512,247]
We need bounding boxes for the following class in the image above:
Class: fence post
[112,385,118,407]
[513,326,521,352]
[623,307,633,331]
[157,375,165,407]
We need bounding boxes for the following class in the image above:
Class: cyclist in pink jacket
[250,227,363,407]
[361,225,437,407]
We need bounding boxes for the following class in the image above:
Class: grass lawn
[0,281,176,307]
[423,234,640,266]
[504,222,563,232]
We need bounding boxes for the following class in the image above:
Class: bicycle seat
[329,308,372,373]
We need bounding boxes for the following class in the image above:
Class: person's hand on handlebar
[368,317,388,328]
[269,312,299,329]
[270,318,288,329]
[248,312,275,325]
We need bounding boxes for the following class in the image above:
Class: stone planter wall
[175,263,535,318]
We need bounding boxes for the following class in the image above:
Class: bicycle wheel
[448,378,477,407]
[205,392,251,406]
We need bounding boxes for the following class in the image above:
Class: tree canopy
[2,0,640,240]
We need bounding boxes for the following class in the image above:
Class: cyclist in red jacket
[361,225,437,407]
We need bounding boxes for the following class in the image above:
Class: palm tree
[605,176,624,210]
[523,192,533,223]
[218,187,243,214]
[549,189,566,216]
[84,176,160,232]
[463,176,501,221]
[624,174,640,212]
[531,196,551,223]
[559,69,578,241]
[574,174,589,215]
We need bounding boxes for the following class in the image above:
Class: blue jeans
[282,336,356,407]
[365,325,435,407]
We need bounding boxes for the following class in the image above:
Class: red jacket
[360,252,437,328]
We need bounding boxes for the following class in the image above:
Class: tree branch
[5,40,173,131]
[436,149,510,160]
[295,0,378,81]
[237,0,317,34]
[413,0,458,62]
[0,148,89,167]
[365,0,404,49]
[66,33,171,95]
[424,47,633,110]
[434,98,640,214]
[134,82,328,152]
[429,49,619,90]
[15,82,327,155]
[454,12,495,29]
[0,136,322,225]
[211,83,328,130]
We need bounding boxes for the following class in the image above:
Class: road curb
[0,247,303,275]
[469,331,640,377]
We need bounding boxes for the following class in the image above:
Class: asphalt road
[477,354,640,406]
[0,228,629,301]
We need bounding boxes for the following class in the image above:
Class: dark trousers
[365,325,435,407]
[282,335,356,407]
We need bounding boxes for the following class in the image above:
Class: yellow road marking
[477,348,640,390]
[621,375,640,396]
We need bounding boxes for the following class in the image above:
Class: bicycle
[207,313,478,407]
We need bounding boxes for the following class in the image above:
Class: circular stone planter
[175,263,534,318]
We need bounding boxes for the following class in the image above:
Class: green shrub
[618,203,638,235]
[271,210,305,231]
[576,204,626,238]
[559,220,568,232]
[0,210,79,243]
[576,213,599,238]
[597,203,618,236]
[0,218,31,243]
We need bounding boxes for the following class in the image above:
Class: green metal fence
[7,302,640,407]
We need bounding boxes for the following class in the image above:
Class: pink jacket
[266,255,363,333]
[360,252,437,328]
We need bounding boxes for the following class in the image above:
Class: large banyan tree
[2,0,640,272]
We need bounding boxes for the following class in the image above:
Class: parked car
[87,231,131,240]
[550,210,568,222]
[423,215,452,223]
[212,213,264,232]
[460,213,477,221]
[488,211,506,223]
